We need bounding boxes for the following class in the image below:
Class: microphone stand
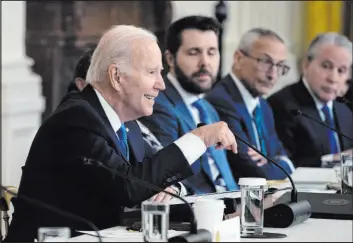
[291,109,353,142]
[197,121,312,228]
[81,157,212,242]
[0,185,103,242]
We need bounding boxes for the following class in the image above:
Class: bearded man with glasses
[206,28,295,180]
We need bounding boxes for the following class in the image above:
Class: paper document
[290,167,337,184]
[77,227,184,241]
[168,190,241,205]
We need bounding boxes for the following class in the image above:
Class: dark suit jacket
[206,75,293,180]
[140,78,237,194]
[343,80,353,113]
[267,80,353,167]
[5,85,193,242]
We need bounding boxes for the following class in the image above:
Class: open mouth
[144,94,156,100]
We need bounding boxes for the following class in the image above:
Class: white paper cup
[193,199,225,240]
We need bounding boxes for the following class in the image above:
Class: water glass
[37,227,70,242]
[141,201,169,242]
[239,177,267,236]
[340,153,353,194]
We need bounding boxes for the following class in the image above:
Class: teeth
[144,95,155,100]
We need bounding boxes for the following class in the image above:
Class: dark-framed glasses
[240,50,290,76]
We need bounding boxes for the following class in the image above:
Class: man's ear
[302,57,310,76]
[74,78,86,91]
[233,50,243,70]
[165,50,175,69]
[108,64,122,92]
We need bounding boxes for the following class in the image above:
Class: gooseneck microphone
[197,121,311,228]
[0,185,103,242]
[290,109,353,142]
[80,156,212,242]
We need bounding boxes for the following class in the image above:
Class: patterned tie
[253,105,268,156]
[192,99,239,191]
[117,124,129,161]
[321,105,339,154]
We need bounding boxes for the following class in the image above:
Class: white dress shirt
[229,72,295,173]
[302,78,341,165]
[168,73,227,192]
[93,88,206,166]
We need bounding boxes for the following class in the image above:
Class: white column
[171,1,304,96]
[1,1,45,189]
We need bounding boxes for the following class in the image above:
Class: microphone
[197,122,311,228]
[80,156,212,242]
[0,185,103,242]
[290,109,353,142]
[336,96,353,105]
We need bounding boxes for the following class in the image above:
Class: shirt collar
[167,72,204,106]
[302,77,333,111]
[93,88,122,133]
[229,71,260,115]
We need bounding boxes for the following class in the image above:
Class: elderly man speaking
[5,25,238,242]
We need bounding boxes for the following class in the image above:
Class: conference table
[69,168,352,242]
[69,218,352,242]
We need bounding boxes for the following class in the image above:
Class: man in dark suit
[65,45,176,201]
[140,16,244,195]
[67,49,94,92]
[206,28,295,180]
[5,25,238,241]
[268,32,353,168]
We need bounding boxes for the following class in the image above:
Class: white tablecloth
[69,218,353,242]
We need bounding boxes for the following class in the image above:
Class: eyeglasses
[240,50,290,76]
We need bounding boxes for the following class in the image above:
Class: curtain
[304,1,343,47]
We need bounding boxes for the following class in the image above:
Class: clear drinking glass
[340,153,353,194]
[141,201,169,242]
[239,178,267,236]
[37,227,71,242]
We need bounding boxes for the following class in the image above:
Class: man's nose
[155,75,165,91]
[327,69,339,83]
[266,66,278,81]
[199,53,210,67]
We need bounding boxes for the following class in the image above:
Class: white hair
[237,27,285,53]
[307,32,352,61]
[86,25,157,84]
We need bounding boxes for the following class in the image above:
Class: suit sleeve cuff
[174,133,206,166]
[277,155,296,173]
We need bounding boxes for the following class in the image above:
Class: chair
[0,186,18,239]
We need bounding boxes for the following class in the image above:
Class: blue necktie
[117,124,129,161]
[192,99,239,191]
[253,105,268,156]
[321,105,339,154]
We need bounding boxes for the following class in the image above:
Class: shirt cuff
[179,182,188,197]
[321,154,335,167]
[277,155,296,173]
[174,133,206,166]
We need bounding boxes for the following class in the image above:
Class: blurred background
[1,0,352,189]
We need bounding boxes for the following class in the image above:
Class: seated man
[67,49,94,92]
[66,45,177,200]
[4,25,238,242]
[141,16,247,195]
[268,32,353,167]
[206,28,295,180]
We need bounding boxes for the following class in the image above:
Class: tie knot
[192,99,212,125]
[117,124,127,141]
[253,104,261,117]
[192,99,204,109]
[322,104,329,113]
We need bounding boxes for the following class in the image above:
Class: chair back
[0,186,18,239]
